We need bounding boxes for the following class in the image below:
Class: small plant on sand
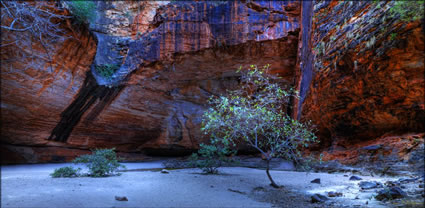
[189,139,236,174]
[202,64,318,188]
[73,148,125,177]
[51,166,81,178]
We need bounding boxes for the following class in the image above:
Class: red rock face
[299,1,424,163]
[1,22,96,163]
[2,1,422,165]
[1,1,301,163]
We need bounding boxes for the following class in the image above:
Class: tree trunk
[266,159,281,188]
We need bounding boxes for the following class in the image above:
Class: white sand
[1,162,396,208]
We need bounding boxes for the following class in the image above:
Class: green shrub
[95,64,120,79]
[50,166,80,178]
[189,140,236,174]
[73,148,125,177]
[66,1,97,24]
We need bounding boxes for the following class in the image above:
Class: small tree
[201,64,317,188]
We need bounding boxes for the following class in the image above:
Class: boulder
[311,193,328,203]
[375,187,407,201]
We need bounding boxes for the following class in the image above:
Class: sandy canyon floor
[1,161,422,208]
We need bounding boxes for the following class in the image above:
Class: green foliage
[373,0,424,22]
[201,64,318,165]
[189,140,236,174]
[389,0,424,22]
[95,64,120,79]
[390,33,397,41]
[50,166,80,178]
[73,148,125,177]
[66,1,96,24]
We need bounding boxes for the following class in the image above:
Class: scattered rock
[161,169,169,174]
[115,196,128,201]
[384,180,400,187]
[311,193,328,203]
[399,177,418,183]
[359,181,383,189]
[419,184,424,188]
[375,187,407,201]
[414,189,423,194]
[343,174,349,177]
[311,178,321,184]
[327,191,343,197]
[349,176,362,181]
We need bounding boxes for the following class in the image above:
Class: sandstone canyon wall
[1,1,423,167]
[299,1,424,173]
[1,1,301,163]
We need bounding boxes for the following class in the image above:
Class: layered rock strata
[1,1,301,163]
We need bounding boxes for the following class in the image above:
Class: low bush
[73,148,125,177]
[51,166,80,178]
[189,140,236,174]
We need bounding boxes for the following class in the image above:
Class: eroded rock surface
[1,1,423,165]
[1,1,301,163]
[299,1,424,167]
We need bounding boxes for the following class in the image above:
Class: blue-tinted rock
[375,187,407,201]
[311,193,328,203]
[359,181,383,189]
[349,176,362,181]
[311,178,321,184]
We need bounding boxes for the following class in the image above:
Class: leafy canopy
[201,64,317,163]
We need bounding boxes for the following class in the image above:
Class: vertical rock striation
[1,1,301,163]
[298,1,424,167]
[2,1,422,166]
